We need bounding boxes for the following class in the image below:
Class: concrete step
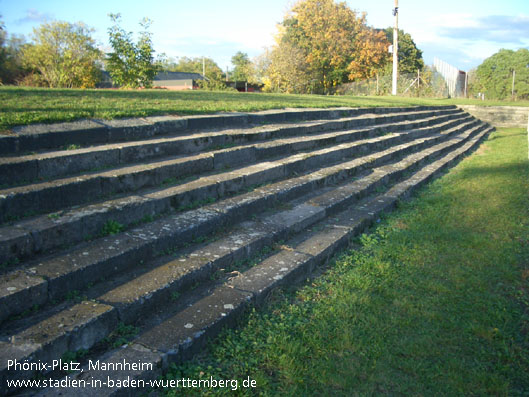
[31,122,492,397]
[138,122,492,368]
[0,114,475,265]
[0,120,492,394]
[0,110,467,224]
[94,123,489,326]
[0,118,484,322]
[0,107,493,395]
[0,108,461,186]
[0,106,456,155]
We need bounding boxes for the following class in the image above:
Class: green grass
[162,128,529,396]
[1,86,528,132]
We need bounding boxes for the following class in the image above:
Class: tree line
[0,13,162,89]
[468,48,529,100]
[0,12,257,90]
[0,0,527,99]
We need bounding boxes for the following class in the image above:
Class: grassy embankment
[161,127,529,395]
[1,86,528,132]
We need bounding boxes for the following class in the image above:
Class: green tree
[0,34,27,84]
[0,17,6,82]
[466,67,479,97]
[106,13,160,88]
[474,48,529,100]
[267,40,313,93]
[21,21,101,88]
[252,49,272,87]
[383,28,424,74]
[163,56,224,81]
[231,51,252,81]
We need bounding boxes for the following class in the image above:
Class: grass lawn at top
[161,127,529,396]
[1,86,528,133]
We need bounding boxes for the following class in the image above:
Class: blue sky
[2,0,529,72]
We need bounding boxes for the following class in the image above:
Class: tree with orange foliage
[348,26,390,81]
[269,0,390,94]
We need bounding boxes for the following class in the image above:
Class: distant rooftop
[100,70,206,82]
[155,71,206,81]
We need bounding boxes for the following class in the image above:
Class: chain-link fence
[336,70,452,98]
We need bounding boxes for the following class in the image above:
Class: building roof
[98,70,207,88]
[155,71,206,81]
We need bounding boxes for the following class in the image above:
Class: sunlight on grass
[1,86,528,132]
[162,128,529,395]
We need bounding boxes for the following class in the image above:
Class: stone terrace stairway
[0,106,493,395]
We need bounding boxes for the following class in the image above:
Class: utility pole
[202,57,206,78]
[512,69,516,100]
[392,0,399,96]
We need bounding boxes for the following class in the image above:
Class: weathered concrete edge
[0,111,471,265]
[139,124,493,383]
[36,125,492,396]
[33,201,386,397]
[0,105,457,154]
[0,116,483,323]
[0,123,492,397]
[0,108,463,187]
[458,105,528,128]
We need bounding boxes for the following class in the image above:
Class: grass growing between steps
[1,86,528,132]
[162,128,529,396]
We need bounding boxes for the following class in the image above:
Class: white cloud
[428,13,478,29]
[16,8,53,24]
[404,12,529,69]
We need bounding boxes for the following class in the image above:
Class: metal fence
[336,69,451,98]
[433,58,467,98]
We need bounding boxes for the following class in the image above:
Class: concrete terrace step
[0,110,468,224]
[134,122,492,372]
[0,107,462,186]
[0,106,492,395]
[0,119,486,329]
[0,114,475,266]
[0,105,456,155]
[93,124,492,325]
[3,117,482,316]
[32,123,492,397]
[0,121,492,394]
[0,116,480,281]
